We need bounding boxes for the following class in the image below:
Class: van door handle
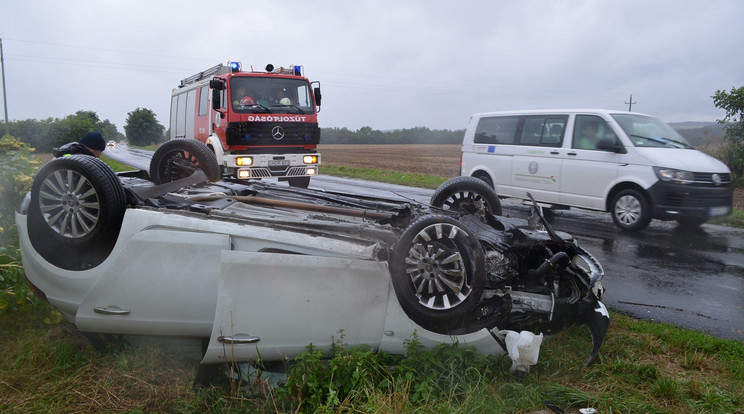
[218,334,261,344]
[550,151,560,155]
[567,152,577,156]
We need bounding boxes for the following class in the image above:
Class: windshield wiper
[272,104,305,114]
[251,103,272,113]
[629,134,690,148]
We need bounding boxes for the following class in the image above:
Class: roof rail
[180,64,231,87]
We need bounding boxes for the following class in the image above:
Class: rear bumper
[647,181,733,220]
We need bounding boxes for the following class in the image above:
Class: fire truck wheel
[389,215,486,333]
[150,139,221,184]
[288,177,311,189]
[27,155,126,270]
[430,176,503,216]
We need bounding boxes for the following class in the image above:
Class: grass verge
[1,312,742,413]
[710,208,744,228]
[100,154,136,172]
[321,163,448,189]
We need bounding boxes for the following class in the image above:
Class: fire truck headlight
[236,156,253,166]
[237,169,251,179]
[306,167,318,176]
[303,155,318,164]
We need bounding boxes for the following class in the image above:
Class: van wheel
[389,215,486,333]
[28,155,126,270]
[150,139,221,184]
[430,176,502,216]
[473,173,493,188]
[288,177,311,188]
[611,189,651,231]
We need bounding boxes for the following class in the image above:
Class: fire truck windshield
[231,77,314,114]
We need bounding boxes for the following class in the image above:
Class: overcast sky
[1,0,742,134]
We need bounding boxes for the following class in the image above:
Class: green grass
[100,154,137,172]
[710,208,744,228]
[321,163,449,189]
[1,311,742,413]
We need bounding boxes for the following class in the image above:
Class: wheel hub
[404,223,472,310]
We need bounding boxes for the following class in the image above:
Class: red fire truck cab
[170,62,322,188]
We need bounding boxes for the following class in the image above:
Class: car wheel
[288,177,311,188]
[676,217,707,227]
[389,215,486,333]
[28,155,126,270]
[611,189,651,231]
[150,139,221,184]
[430,176,503,216]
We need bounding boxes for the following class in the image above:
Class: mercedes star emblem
[272,126,285,140]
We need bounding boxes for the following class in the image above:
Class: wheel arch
[605,181,649,212]
[470,169,494,188]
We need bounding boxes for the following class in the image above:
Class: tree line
[321,126,465,145]
[3,108,165,152]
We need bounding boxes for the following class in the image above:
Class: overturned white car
[16,140,609,373]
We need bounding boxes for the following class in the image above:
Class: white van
[460,109,733,231]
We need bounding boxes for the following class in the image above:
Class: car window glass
[572,115,619,150]
[474,116,519,144]
[518,116,567,147]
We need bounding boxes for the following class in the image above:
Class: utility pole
[625,94,636,112]
[1,38,8,135]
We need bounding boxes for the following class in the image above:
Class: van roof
[471,109,654,118]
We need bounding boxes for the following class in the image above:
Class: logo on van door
[528,161,539,175]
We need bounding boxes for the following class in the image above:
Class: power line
[625,94,637,111]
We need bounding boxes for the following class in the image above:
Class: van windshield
[230,77,314,115]
[611,114,692,149]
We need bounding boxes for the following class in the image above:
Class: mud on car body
[16,140,609,374]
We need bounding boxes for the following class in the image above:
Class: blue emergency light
[229,61,242,72]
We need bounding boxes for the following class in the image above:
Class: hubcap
[38,169,100,238]
[404,223,472,310]
[615,195,641,225]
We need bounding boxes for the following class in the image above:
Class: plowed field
[318,144,461,178]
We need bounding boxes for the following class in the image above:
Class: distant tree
[124,108,165,146]
[713,86,744,175]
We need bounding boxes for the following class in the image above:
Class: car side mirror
[597,139,626,154]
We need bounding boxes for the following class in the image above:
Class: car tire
[430,176,503,216]
[288,177,311,189]
[28,155,126,270]
[611,189,651,231]
[389,215,486,333]
[676,217,707,227]
[150,139,221,184]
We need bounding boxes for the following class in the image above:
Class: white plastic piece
[501,330,544,373]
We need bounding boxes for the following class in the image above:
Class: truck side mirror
[314,87,322,107]
[212,88,223,111]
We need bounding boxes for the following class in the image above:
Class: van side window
[474,116,519,144]
[518,116,567,147]
[573,115,619,150]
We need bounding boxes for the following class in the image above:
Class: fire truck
[170,62,322,188]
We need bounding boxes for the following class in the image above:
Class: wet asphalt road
[106,145,744,341]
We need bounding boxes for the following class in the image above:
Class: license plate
[709,206,730,217]
[268,160,290,167]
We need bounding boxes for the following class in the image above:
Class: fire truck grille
[226,122,320,146]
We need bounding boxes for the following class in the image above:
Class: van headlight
[654,167,694,184]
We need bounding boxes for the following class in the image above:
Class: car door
[560,114,624,210]
[75,228,229,338]
[510,115,568,203]
[201,250,391,364]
